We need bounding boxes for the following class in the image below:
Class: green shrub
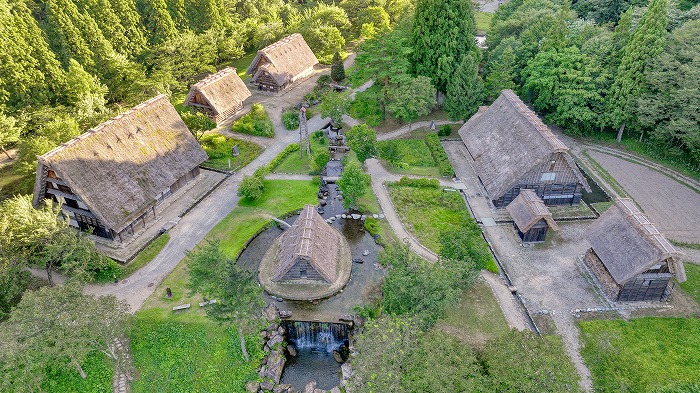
[438,124,452,137]
[267,143,300,171]
[231,103,274,137]
[393,176,441,189]
[314,151,330,172]
[282,110,299,130]
[238,174,265,200]
[425,133,454,176]
[313,130,324,138]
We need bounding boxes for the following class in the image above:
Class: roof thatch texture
[247,33,319,86]
[273,205,340,283]
[585,199,686,284]
[458,90,589,198]
[506,189,559,232]
[183,67,251,115]
[32,94,208,233]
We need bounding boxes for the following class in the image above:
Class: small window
[541,172,556,181]
[300,268,307,279]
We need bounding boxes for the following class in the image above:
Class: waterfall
[284,321,349,353]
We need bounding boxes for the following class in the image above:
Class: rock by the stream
[260,380,274,391]
[263,303,279,321]
[372,214,379,219]
[362,250,369,256]
[263,350,286,383]
[330,387,341,393]
[304,381,317,393]
[245,381,260,393]
[341,362,353,381]
[351,213,361,220]
[274,384,293,393]
[332,350,344,363]
[287,343,298,357]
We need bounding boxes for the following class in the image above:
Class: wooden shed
[458,90,591,208]
[584,199,686,302]
[506,189,559,243]
[272,205,341,283]
[183,67,251,125]
[246,33,319,92]
[31,94,208,243]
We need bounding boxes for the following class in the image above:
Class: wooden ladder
[299,109,310,158]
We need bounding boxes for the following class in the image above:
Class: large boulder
[246,381,260,393]
[264,350,286,384]
[330,388,341,393]
[263,303,279,321]
[304,381,317,393]
[260,379,274,392]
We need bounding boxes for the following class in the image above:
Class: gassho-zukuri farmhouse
[258,204,352,301]
[31,94,208,244]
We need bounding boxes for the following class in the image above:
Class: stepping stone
[335,214,342,218]
[372,214,379,219]
[341,214,347,219]
[363,250,369,256]
[361,215,367,220]
[351,214,361,220]
[378,214,385,219]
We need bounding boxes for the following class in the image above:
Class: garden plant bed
[200,133,263,171]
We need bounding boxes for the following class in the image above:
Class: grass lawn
[207,179,319,258]
[436,280,510,351]
[387,184,469,253]
[377,138,441,177]
[121,233,170,278]
[200,133,263,171]
[272,136,327,174]
[475,11,493,35]
[0,162,32,201]
[580,317,700,392]
[130,308,263,393]
[230,51,257,81]
[680,263,700,305]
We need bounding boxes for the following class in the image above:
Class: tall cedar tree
[607,0,668,141]
[331,51,346,82]
[386,75,437,129]
[409,0,478,94]
[444,54,485,121]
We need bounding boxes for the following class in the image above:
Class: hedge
[425,133,454,177]
[267,143,300,172]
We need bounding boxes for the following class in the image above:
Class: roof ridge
[191,67,237,89]
[500,90,569,153]
[41,94,170,161]
[259,33,302,53]
[616,199,679,256]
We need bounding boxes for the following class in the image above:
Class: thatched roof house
[584,199,686,301]
[32,94,208,243]
[458,90,590,207]
[506,189,559,243]
[247,33,318,92]
[272,205,341,283]
[183,67,251,124]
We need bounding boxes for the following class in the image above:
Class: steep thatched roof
[506,189,559,232]
[458,90,590,198]
[32,94,208,233]
[247,33,318,86]
[183,67,251,115]
[585,199,686,284]
[273,205,340,283]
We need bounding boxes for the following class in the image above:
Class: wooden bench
[172,304,191,311]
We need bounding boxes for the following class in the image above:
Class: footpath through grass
[580,317,700,392]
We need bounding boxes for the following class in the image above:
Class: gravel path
[587,150,700,243]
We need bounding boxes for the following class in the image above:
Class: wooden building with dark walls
[183,67,251,125]
[31,94,209,243]
[506,189,559,243]
[246,33,319,92]
[458,90,591,208]
[272,205,341,283]
[584,199,686,302]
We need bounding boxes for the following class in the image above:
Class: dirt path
[377,120,462,141]
[481,271,530,331]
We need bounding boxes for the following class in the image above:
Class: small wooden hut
[31,94,208,243]
[272,205,340,283]
[183,67,251,124]
[247,33,319,92]
[584,199,686,302]
[458,90,591,208]
[506,189,559,243]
